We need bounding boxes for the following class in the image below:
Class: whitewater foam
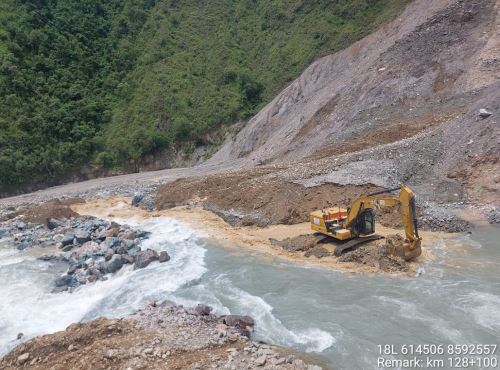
[210,275,335,353]
[0,217,208,355]
[458,292,500,333]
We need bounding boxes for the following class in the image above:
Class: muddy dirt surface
[155,172,412,229]
[271,233,412,273]
[1,198,84,226]
[337,243,409,273]
[0,302,320,370]
[271,235,320,252]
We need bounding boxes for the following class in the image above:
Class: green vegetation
[0,0,410,192]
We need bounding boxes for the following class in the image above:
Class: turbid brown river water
[0,209,499,369]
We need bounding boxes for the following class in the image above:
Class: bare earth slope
[209,0,500,204]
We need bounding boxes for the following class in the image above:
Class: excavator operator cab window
[355,209,375,235]
[363,209,375,234]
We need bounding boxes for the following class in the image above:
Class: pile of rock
[488,208,500,224]
[0,214,171,293]
[51,218,170,292]
[0,217,60,251]
[1,301,323,369]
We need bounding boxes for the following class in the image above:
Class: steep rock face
[210,0,500,202]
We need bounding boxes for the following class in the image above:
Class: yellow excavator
[310,185,422,261]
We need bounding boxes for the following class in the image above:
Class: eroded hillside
[209,0,500,205]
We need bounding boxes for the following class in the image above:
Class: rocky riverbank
[0,202,170,293]
[73,197,449,276]
[0,301,323,370]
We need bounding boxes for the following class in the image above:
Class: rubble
[0,301,325,370]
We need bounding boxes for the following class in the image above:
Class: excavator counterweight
[310,185,422,261]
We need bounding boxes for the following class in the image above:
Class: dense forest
[0,0,410,193]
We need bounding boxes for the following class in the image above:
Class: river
[0,215,499,369]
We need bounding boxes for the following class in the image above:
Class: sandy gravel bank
[73,198,452,276]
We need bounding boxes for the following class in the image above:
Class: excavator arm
[344,185,422,260]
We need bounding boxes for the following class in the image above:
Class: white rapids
[1,215,499,369]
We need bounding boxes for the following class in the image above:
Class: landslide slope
[210,0,500,204]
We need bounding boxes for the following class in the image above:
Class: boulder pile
[0,214,171,293]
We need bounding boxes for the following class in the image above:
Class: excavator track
[333,234,383,257]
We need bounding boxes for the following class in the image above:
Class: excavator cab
[355,209,375,235]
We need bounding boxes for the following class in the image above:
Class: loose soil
[0,303,319,370]
[2,198,84,226]
[155,172,409,229]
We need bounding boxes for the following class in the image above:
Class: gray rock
[488,208,500,224]
[120,230,136,240]
[223,315,255,328]
[105,248,114,261]
[132,192,144,207]
[62,244,74,252]
[159,251,170,263]
[51,286,68,294]
[16,222,26,230]
[47,218,64,230]
[75,230,91,244]
[254,356,267,366]
[195,304,212,316]
[123,239,136,249]
[479,108,492,118]
[16,242,31,251]
[128,246,140,257]
[54,274,76,287]
[62,233,75,246]
[97,260,108,273]
[104,237,121,248]
[134,249,159,269]
[17,352,30,365]
[136,230,150,239]
[121,254,135,264]
[38,255,58,261]
[0,228,8,238]
[71,241,101,260]
[106,254,124,273]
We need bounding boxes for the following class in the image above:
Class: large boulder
[106,254,124,274]
[159,251,170,263]
[54,274,77,288]
[222,315,255,328]
[104,248,114,261]
[47,218,65,230]
[61,233,75,247]
[120,230,136,240]
[123,240,136,249]
[75,230,91,244]
[195,304,212,316]
[104,237,121,249]
[71,241,101,260]
[134,249,159,269]
[131,192,144,207]
[222,315,255,338]
[121,254,134,264]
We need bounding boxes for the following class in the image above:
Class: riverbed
[0,214,499,369]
